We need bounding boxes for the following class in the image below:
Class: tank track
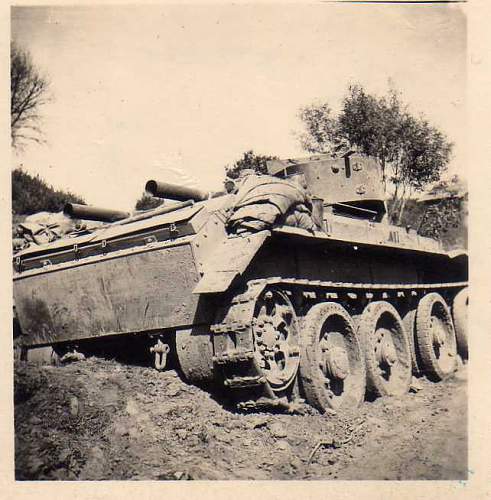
[211,280,280,411]
[210,277,467,411]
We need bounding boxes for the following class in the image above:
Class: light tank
[13,152,468,413]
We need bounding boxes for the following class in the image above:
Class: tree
[11,42,50,149]
[135,193,164,211]
[12,167,85,215]
[225,150,278,180]
[298,85,453,222]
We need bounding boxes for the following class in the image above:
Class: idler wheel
[452,288,468,360]
[253,287,300,393]
[357,301,411,397]
[416,293,457,381]
[299,302,366,412]
[176,326,215,386]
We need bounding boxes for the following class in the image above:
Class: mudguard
[192,230,270,294]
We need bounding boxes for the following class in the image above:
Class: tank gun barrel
[145,180,209,202]
[64,203,130,223]
[115,199,194,226]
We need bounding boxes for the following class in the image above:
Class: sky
[11,3,466,211]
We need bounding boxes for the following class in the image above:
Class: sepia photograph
[10,1,469,482]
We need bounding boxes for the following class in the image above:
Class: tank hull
[14,226,467,346]
[13,240,210,347]
[12,164,468,413]
[13,200,223,347]
[245,230,467,286]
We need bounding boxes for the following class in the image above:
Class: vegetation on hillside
[225,150,278,179]
[12,167,85,216]
[134,193,165,211]
[390,175,467,250]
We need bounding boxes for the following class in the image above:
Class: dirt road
[14,356,467,480]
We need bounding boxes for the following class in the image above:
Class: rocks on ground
[14,357,467,480]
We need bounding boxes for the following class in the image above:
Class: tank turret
[267,152,387,222]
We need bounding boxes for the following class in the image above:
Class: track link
[211,281,282,411]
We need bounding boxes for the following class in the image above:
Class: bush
[12,167,85,215]
[135,193,164,211]
[389,196,467,250]
[225,150,277,180]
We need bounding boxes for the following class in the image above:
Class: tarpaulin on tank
[227,174,316,233]
[13,212,103,252]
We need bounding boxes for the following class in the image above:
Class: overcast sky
[11,4,466,211]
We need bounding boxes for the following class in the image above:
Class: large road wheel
[176,326,215,386]
[452,288,468,360]
[252,287,300,393]
[299,302,366,413]
[416,292,457,381]
[357,301,412,397]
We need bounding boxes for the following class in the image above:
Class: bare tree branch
[11,41,51,149]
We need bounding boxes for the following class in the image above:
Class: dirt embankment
[14,357,467,481]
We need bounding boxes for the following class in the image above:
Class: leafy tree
[225,150,278,180]
[11,42,50,149]
[135,193,164,211]
[298,85,453,222]
[12,167,85,215]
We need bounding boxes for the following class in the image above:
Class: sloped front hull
[14,242,202,347]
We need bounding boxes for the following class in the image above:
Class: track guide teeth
[210,322,250,334]
[224,375,266,388]
[237,396,303,413]
[213,350,255,365]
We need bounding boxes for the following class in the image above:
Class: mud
[14,357,467,480]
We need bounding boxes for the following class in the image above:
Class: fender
[193,230,270,294]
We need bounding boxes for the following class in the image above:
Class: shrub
[12,167,85,215]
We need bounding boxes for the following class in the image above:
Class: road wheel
[402,309,421,376]
[299,302,366,412]
[357,301,412,397]
[252,287,300,393]
[452,288,468,360]
[416,293,457,381]
[176,326,215,386]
